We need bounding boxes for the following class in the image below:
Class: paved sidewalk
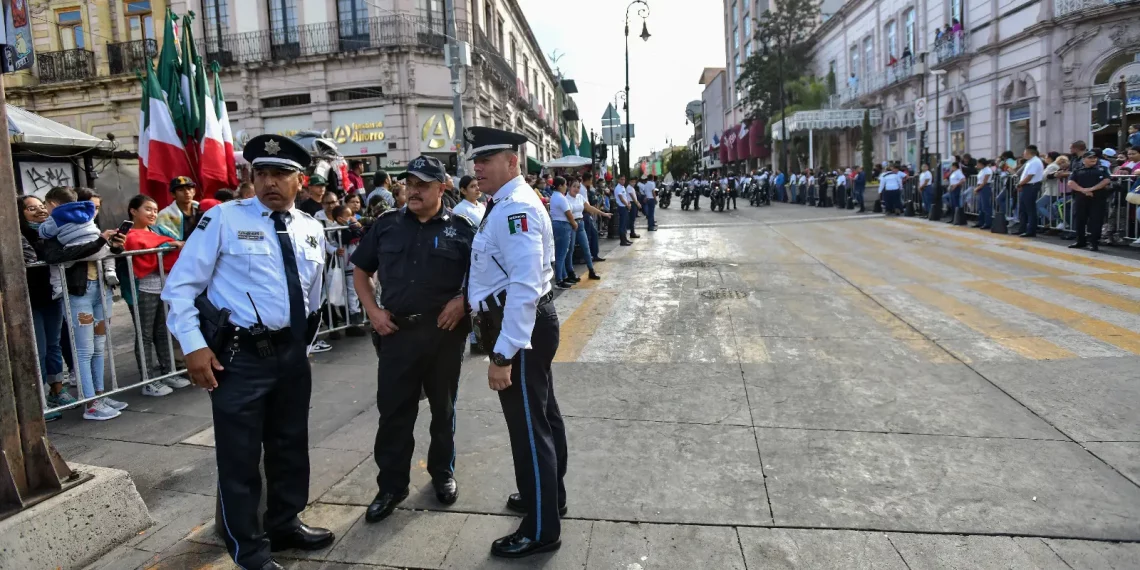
[63,204,1140,569]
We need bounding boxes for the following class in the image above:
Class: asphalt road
[63,202,1140,569]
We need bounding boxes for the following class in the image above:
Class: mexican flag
[179,13,202,143]
[577,125,592,158]
[197,57,228,198]
[156,9,184,139]
[140,58,194,210]
[214,63,239,190]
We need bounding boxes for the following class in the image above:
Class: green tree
[826,68,837,96]
[861,110,873,174]
[666,147,697,179]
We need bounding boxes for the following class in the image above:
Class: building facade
[5,0,563,176]
[699,67,726,172]
[801,0,1139,168]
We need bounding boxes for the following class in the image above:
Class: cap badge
[464,128,475,145]
[411,157,426,169]
[443,226,457,238]
[265,140,281,156]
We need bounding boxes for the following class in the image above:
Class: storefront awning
[7,104,105,149]
[771,109,882,141]
[527,156,543,174]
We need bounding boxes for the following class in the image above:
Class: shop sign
[330,108,387,155]
[419,108,458,153]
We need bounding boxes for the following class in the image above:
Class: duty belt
[391,308,443,329]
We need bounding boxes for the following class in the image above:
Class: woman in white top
[565,182,612,282]
[548,176,576,289]
[972,158,995,229]
[918,163,934,215]
[452,175,486,226]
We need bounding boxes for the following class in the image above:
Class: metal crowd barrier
[31,225,367,417]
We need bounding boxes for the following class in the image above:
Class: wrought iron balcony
[107,39,158,75]
[932,30,970,65]
[201,15,462,67]
[36,49,96,84]
[474,28,516,89]
[861,58,919,94]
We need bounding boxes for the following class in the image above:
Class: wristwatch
[490,352,511,367]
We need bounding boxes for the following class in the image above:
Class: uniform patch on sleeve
[507,213,529,234]
[237,230,264,241]
[197,216,212,231]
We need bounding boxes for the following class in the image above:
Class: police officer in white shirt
[613,175,635,245]
[641,175,658,230]
[465,126,567,559]
[1017,145,1047,237]
[880,163,906,215]
[162,135,333,570]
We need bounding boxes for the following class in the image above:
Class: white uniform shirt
[977,166,994,187]
[569,192,587,219]
[919,170,933,187]
[614,184,629,207]
[453,199,487,226]
[548,191,572,223]
[1022,156,1046,184]
[949,169,966,189]
[161,198,327,354]
[468,176,555,359]
[881,171,905,191]
[641,180,656,200]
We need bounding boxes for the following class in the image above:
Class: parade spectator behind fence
[368,170,395,208]
[973,158,995,229]
[568,180,610,281]
[19,194,76,421]
[331,204,366,336]
[549,176,576,289]
[346,160,368,198]
[156,177,201,240]
[1041,155,1069,228]
[345,193,364,219]
[38,186,127,421]
[122,194,187,397]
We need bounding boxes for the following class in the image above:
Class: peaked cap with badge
[399,155,449,183]
[464,126,529,160]
[244,134,312,172]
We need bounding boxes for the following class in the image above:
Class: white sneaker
[309,340,333,354]
[161,376,192,389]
[65,371,77,387]
[83,401,121,421]
[142,382,173,397]
[102,396,129,410]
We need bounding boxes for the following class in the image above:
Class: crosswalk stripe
[817,254,889,287]
[1092,272,1140,290]
[883,220,1073,276]
[1031,277,1140,316]
[900,283,1077,360]
[554,290,621,363]
[960,281,1140,355]
[869,223,1018,280]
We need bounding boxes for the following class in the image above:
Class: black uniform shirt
[350,205,475,315]
[1069,164,1110,193]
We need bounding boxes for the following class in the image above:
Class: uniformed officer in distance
[466,126,568,558]
[162,134,333,570]
[350,156,475,523]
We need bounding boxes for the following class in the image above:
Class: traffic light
[596,144,608,161]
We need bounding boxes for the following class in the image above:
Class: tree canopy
[737,0,821,122]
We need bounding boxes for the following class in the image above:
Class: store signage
[330,108,386,155]
[3,0,35,73]
[419,108,458,153]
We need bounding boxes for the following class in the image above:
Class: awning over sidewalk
[771,109,882,141]
[7,104,105,149]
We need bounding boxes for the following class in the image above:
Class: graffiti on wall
[20,162,73,198]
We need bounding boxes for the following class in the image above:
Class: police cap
[463,126,528,160]
[244,134,311,172]
[398,155,448,183]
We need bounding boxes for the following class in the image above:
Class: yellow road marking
[846,291,957,363]
[1091,272,1140,290]
[885,221,1071,277]
[870,224,1017,281]
[960,281,1140,355]
[553,290,620,362]
[817,254,889,288]
[901,284,1076,360]
[1030,277,1140,316]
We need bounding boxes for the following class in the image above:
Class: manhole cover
[700,288,749,300]
[678,260,716,268]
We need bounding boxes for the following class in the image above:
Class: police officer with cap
[350,155,475,523]
[466,126,567,558]
[162,134,333,570]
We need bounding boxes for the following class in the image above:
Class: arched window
[886,21,897,58]
[904,9,915,53]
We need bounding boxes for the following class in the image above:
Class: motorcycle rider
[693,175,703,211]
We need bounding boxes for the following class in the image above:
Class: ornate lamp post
[624,0,650,178]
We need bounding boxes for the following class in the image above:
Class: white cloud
[517,0,726,160]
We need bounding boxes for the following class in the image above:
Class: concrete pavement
[63,202,1140,569]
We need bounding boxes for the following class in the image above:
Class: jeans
[1036,195,1056,227]
[617,206,629,239]
[552,220,573,283]
[790,184,798,203]
[1019,182,1041,235]
[570,220,594,274]
[777,184,786,202]
[643,198,657,229]
[883,190,903,212]
[853,187,865,210]
[977,185,993,228]
[949,187,962,209]
[583,215,600,258]
[921,185,934,213]
[32,298,65,384]
[69,280,108,399]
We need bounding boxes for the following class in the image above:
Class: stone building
[4,0,564,176]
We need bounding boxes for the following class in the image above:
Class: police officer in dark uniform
[465,126,566,558]
[162,135,333,570]
[1067,150,1112,251]
[350,155,476,523]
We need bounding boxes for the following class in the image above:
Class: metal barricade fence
[902,177,919,213]
[31,225,365,417]
[319,224,371,336]
[1109,174,1140,244]
[961,175,979,217]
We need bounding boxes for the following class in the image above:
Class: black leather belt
[493,290,554,308]
[229,325,295,357]
[391,308,443,329]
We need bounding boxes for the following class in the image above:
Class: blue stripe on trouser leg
[450,389,458,472]
[217,483,248,570]
[519,350,542,540]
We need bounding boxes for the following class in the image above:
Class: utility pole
[444,0,466,176]
[1120,78,1129,151]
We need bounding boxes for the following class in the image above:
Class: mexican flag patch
[507,213,529,234]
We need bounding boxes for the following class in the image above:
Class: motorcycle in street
[659,183,673,209]
[710,183,727,212]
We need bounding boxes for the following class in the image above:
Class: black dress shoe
[506,493,567,517]
[434,477,458,505]
[565,275,581,283]
[588,271,601,280]
[629,233,640,239]
[268,524,335,552]
[365,488,409,523]
[1019,233,1035,238]
[1090,243,1100,252]
[593,257,606,262]
[620,241,632,246]
[491,532,562,558]
[1068,242,1088,249]
[260,560,286,570]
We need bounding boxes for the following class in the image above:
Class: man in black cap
[465,126,567,558]
[351,155,476,523]
[162,134,334,570]
[1067,150,1112,251]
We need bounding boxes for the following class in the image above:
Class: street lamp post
[614,90,626,176]
[930,68,947,221]
[624,0,650,179]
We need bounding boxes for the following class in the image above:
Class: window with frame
[510,36,517,67]
[338,0,369,38]
[950,0,962,24]
[731,0,738,27]
[863,36,873,77]
[497,17,505,52]
[57,8,85,50]
[886,21,897,58]
[733,26,739,52]
[906,127,917,167]
[850,46,859,81]
[421,0,444,32]
[483,2,493,34]
[743,12,750,39]
[949,118,966,157]
[125,1,155,42]
[268,0,298,45]
[904,9,915,53]
[744,42,751,60]
[1007,106,1030,154]
[204,0,229,51]
[524,56,530,91]
[887,132,899,161]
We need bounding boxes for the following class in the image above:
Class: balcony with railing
[107,39,158,75]
[202,15,461,67]
[1054,0,1132,17]
[473,28,516,90]
[36,49,96,84]
[862,58,919,94]
[932,30,970,66]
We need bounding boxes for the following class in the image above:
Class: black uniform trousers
[212,338,312,570]
[1072,189,1109,245]
[374,322,467,493]
[498,301,566,543]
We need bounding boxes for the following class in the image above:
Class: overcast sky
[517,0,726,160]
